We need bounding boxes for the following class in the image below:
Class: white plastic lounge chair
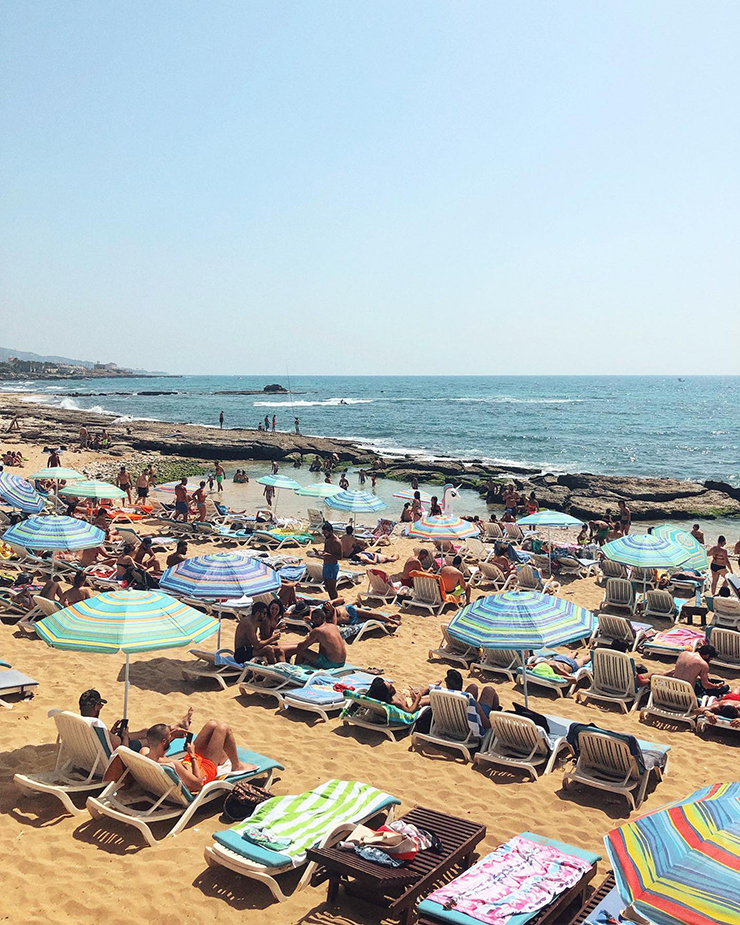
[504,523,525,544]
[696,696,740,738]
[563,729,669,811]
[343,616,395,645]
[710,596,740,630]
[643,589,677,621]
[590,613,651,652]
[473,713,574,780]
[483,521,504,541]
[279,671,375,722]
[300,561,361,592]
[357,568,400,606]
[14,711,112,811]
[306,508,325,534]
[471,561,513,591]
[575,649,649,714]
[401,572,454,617]
[529,553,553,574]
[630,566,657,590]
[707,627,740,670]
[411,689,481,762]
[471,648,521,681]
[599,559,628,584]
[462,537,495,564]
[515,657,592,699]
[238,661,325,707]
[17,594,62,637]
[642,626,704,660]
[0,668,40,708]
[640,675,699,729]
[182,649,250,689]
[340,692,421,742]
[203,779,399,903]
[600,578,636,615]
[514,565,560,594]
[86,743,282,846]
[557,556,597,579]
[428,626,479,668]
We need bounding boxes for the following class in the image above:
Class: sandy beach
[1,441,739,925]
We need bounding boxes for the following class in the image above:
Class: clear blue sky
[1,2,738,375]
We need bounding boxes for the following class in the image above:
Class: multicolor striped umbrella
[447,591,595,705]
[35,590,218,717]
[603,534,692,569]
[653,524,709,571]
[2,514,105,550]
[406,512,477,542]
[160,552,281,646]
[58,479,126,500]
[294,482,344,498]
[517,510,584,528]
[0,472,44,513]
[325,490,386,514]
[392,488,432,503]
[605,781,740,925]
[256,474,301,490]
[28,467,85,481]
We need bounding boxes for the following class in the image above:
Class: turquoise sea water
[5,375,739,483]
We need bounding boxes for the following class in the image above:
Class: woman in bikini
[708,536,733,595]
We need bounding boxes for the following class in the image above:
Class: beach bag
[223,782,274,821]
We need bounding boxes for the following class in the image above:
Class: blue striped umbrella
[325,490,386,514]
[0,472,44,513]
[36,589,218,717]
[517,510,584,528]
[28,467,85,481]
[256,474,301,490]
[603,534,691,568]
[653,524,709,571]
[406,512,477,542]
[294,482,344,498]
[2,514,105,551]
[447,591,595,705]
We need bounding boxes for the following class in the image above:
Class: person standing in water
[219,411,224,429]
[214,461,225,493]
[294,417,300,434]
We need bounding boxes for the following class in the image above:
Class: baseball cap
[79,689,107,710]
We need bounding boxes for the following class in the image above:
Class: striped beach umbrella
[325,490,386,515]
[603,534,692,569]
[653,524,708,571]
[28,467,85,481]
[2,514,104,551]
[160,552,281,646]
[0,472,44,513]
[605,781,740,925]
[294,482,344,498]
[392,488,433,503]
[58,479,126,500]
[517,510,584,528]
[256,474,301,490]
[447,591,595,705]
[406,512,477,542]
[35,590,218,717]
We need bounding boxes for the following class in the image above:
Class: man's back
[673,651,704,684]
[440,565,463,592]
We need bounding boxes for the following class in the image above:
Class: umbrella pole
[217,603,223,649]
[123,653,130,720]
[521,650,529,708]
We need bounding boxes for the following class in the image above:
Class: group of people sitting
[1,449,24,467]
[232,470,249,483]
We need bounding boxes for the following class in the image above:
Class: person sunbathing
[350,549,399,565]
[530,652,590,677]
[143,720,256,792]
[280,607,347,669]
[78,688,193,752]
[694,686,740,728]
[322,598,401,628]
[397,548,435,586]
[366,676,423,713]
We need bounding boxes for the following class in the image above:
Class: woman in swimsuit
[708,536,733,595]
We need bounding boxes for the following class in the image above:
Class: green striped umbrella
[35,590,218,717]
[28,467,85,481]
[58,480,126,500]
[653,525,708,571]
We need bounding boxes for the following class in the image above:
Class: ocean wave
[253,398,373,408]
[449,397,583,405]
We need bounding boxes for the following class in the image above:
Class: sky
[1,2,739,376]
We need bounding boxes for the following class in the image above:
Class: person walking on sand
[214,461,225,493]
[708,536,733,595]
[294,417,300,434]
[115,465,133,505]
[272,414,276,433]
[219,410,224,429]
[135,470,150,505]
[319,521,342,601]
[193,481,208,521]
[263,484,275,507]
[174,478,190,522]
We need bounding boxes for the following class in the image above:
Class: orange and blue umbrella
[0,472,44,513]
[605,781,740,925]
[406,512,477,542]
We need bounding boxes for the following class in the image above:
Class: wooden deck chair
[17,595,62,637]
[599,559,628,584]
[411,689,481,762]
[0,667,40,708]
[473,713,574,780]
[401,572,451,616]
[483,521,504,541]
[640,675,699,729]
[590,613,650,651]
[340,692,421,742]
[471,648,521,681]
[86,744,282,846]
[600,578,636,615]
[14,711,112,812]
[357,568,400,606]
[707,627,740,670]
[514,564,560,594]
[575,649,649,713]
[182,649,250,689]
[643,589,677,621]
[562,729,669,811]
[471,561,513,591]
[428,625,479,668]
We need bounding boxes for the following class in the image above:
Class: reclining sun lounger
[279,671,375,722]
[641,624,705,659]
[86,742,283,846]
[203,778,400,902]
[0,667,39,708]
[473,713,575,780]
[428,625,480,668]
[575,649,649,714]
[340,690,422,741]
[182,648,251,688]
[639,675,699,729]
[471,647,523,681]
[515,656,592,699]
[238,661,357,707]
[411,689,482,762]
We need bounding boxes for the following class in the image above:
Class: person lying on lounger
[143,720,256,792]
[365,676,424,713]
[321,598,401,628]
[694,687,740,728]
[529,652,591,677]
[280,607,347,669]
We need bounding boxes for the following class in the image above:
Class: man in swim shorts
[439,555,471,604]
[319,521,343,600]
[281,607,347,669]
[214,461,225,493]
[135,470,150,503]
[173,478,190,522]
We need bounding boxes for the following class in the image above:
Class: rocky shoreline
[2,392,739,521]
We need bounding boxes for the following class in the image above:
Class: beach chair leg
[14,778,87,816]
[203,847,290,902]
[86,797,160,847]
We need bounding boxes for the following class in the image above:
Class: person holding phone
[77,689,193,752]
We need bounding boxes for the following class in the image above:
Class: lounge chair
[471,647,522,681]
[483,521,504,541]
[279,671,375,721]
[557,556,598,579]
[306,508,326,534]
[599,559,628,584]
[562,728,669,811]
[417,832,601,925]
[0,667,40,708]
[16,594,62,637]
[340,691,421,741]
[515,657,592,699]
[203,778,400,902]
[630,566,657,590]
[238,661,330,707]
[461,537,495,564]
[600,578,636,614]
[696,696,740,738]
[575,649,649,713]
[641,624,704,659]
[643,589,678,621]
[357,568,401,606]
[706,626,740,670]
[473,712,574,780]
[411,689,482,762]
[401,571,458,617]
[249,530,313,551]
[565,872,618,925]
[514,564,560,594]
[14,711,112,812]
[182,649,250,688]
[710,596,740,630]
[470,561,513,591]
[589,613,652,651]
[504,523,525,544]
[300,561,361,592]
[86,742,283,846]
[639,675,699,729]
[428,625,480,668]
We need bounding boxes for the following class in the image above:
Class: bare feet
[235,762,258,773]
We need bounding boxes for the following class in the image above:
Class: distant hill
[0,346,95,367]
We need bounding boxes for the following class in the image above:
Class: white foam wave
[253,398,373,408]
[450,397,582,405]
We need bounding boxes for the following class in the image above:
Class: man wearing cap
[78,689,192,753]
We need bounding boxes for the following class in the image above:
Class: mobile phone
[185,732,193,746]
[119,718,129,730]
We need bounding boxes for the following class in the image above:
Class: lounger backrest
[592,649,636,696]
[602,560,627,579]
[252,592,278,606]
[604,579,634,608]
[116,528,140,545]
[480,648,519,670]
[490,713,547,757]
[516,566,541,590]
[530,554,551,572]
[307,509,323,527]
[710,628,740,663]
[411,572,442,606]
[484,523,503,540]
[54,712,112,775]
[305,561,324,581]
[505,524,523,542]
[32,596,63,616]
[479,562,506,584]
[597,613,635,644]
[651,675,698,711]
[117,746,193,806]
[429,689,474,741]
[646,590,674,616]
[441,625,470,655]
[631,567,654,584]
[578,730,638,781]
[465,538,485,559]
[367,569,392,595]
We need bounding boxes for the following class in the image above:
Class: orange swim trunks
[182,753,218,788]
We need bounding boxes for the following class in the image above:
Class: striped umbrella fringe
[447,591,595,649]
[0,472,44,513]
[603,534,692,568]
[2,514,105,551]
[392,489,433,503]
[406,513,477,541]
[256,474,302,489]
[517,510,584,527]
[325,490,386,513]
[28,467,85,481]
[161,552,281,600]
[653,524,709,571]
[605,782,740,925]
[35,590,218,653]
[58,480,126,500]
[294,482,344,498]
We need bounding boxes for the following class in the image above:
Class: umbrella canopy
[653,524,709,571]
[605,781,740,925]
[58,479,126,500]
[161,552,281,601]
[517,510,584,528]
[0,472,44,513]
[448,591,595,650]
[392,488,433,503]
[294,482,344,498]
[602,534,692,569]
[2,514,105,551]
[325,490,386,514]
[256,474,301,490]
[406,513,477,542]
[28,467,85,481]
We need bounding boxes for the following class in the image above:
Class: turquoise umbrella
[58,479,126,500]
[256,474,301,515]
[653,524,708,571]
[2,514,105,578]
[602,534,691,569]
[0,472,44,513]
[325,490,386,518]
[28,467,85,481]
[517,510,585,573]
[294,482,344,498]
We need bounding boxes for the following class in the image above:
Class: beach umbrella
[0,472,44,513]
[2,514,106,578]
[653,524,708,571]
[58,479,126,500]
[392,488,433,503]
[28,467,85,481]
[325,490,387,518]
[603,533,692,596]
[294,482,344,498]
[447,591,595,705]
[160,551,281,646]
[517,510,585,573]
[605,781,740,925]
[406,512,477,543]
[35,590,218,718]
[256,474,301,515]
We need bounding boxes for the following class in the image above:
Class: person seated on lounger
[397,548,435,586]
[57,571,95,607]
[671,644,730,698]
[439,556,471,604]
[133,537,161,574]
[280,607,347,669]
[529,652,591,677]
[339,525,367,559]
[711,585,740,628]
[143,720,256,792]
[78,688,193,752]
[321,598,401,629]
[366,676,424,713]
[165,540,189,568]
[416,669,500,730]
[233,601,281,665]
[694,686,740,728]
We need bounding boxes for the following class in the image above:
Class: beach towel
[426,834,592,925]
[431,684,484,736]
[341,692,422,726]
[648,626,705,649]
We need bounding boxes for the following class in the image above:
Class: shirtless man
[672,644,730,698]
[192,481,208,521]
[143,720,255,793]
[281,607,347,669]
[262,484,275,507]
[339,525,367,559]
[708,536,733,595]
[59,572,95,607]
[233,602,281,664]
[166,540,189,568]
[502,484,519,514]
[115,466,133,505]
[440,555,471,604]
[322,598,400,629]
[214,461,225,493]
[135,470,150,505]
[133,537,161,573]
[78,688,193,753]
[319,522,343,600]
[173,478,190,522]
[691,523,705,545]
